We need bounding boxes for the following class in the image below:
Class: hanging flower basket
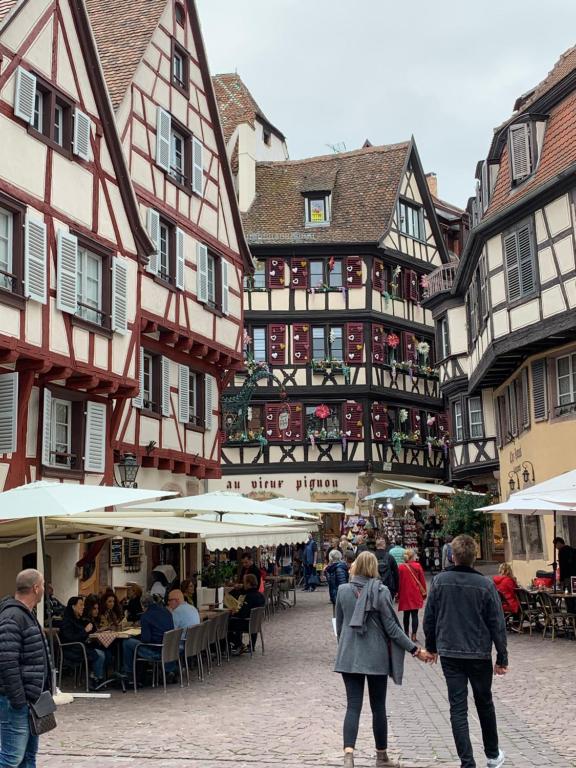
[314,404,331,419]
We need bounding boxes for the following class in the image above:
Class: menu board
[110,538,123,567]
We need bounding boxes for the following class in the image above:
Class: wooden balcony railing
[423,262,457,299]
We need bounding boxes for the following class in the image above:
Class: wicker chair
[516,588,540,635]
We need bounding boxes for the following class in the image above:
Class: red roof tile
[514,46,576,112]
[212,73,285,145]
[244,142,411,246]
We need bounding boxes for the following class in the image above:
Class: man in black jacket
[0,569,53,767]
[228,574,265,652]
[423,535,507,768]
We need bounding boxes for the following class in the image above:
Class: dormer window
[398,199,423,240]
[304,194,331,226]
[510,123,532,182]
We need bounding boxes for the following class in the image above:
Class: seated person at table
[228,574,265,653]
[493,563,520,619]
[83,595,101,631]
[236,552,261,590]
[168,589,200,646]
[180,579,197,606]
[125,584,144,623]
[122,594,174,681]
[46,583,65,619]
[99,591,123,630]
[60,596,106,687]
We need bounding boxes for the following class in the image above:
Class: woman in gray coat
[335,551,428,767]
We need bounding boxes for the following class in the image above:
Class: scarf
[348,575,381,635]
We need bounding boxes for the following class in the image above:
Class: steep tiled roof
[85,0,167,110]
[244,142,411,246]
[485,88,576,221]
[212,73,285,144]
[0,0,20,24]
[514,46,576,112]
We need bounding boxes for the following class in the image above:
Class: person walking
[397,549,427,641]
[375,538,399,599]
[324,549,349,608]
[441,535,454,570]
[423,534,508,768]
[335,551,429,767]
[0,569,54,767]
[302,533,318,591]
[388,538,405,566]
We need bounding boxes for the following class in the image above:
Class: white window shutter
[41,389,52,466]
[111,257,128,334]
[221,259,229,315]
[0,372,18,454]
[161,356,170,417]
[14,67,36,123]
[192,137,203,195]
[175,227,185,290]
[146,208,160,275]
[24,217,47,304]
[84,401,107,473]
[73,108,91,161]
[178,365,189,424]
[197,242,208,302]
[531,359,548,421]
[156,107,171,171]
[205,374,214,430]
[56,230,78,314]
[133,347,144,408]
[510,124,531,181]
[517,225,535,296]
[503,232,520,302]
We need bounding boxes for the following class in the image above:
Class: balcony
[423,262,457,300]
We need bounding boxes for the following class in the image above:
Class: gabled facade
[211,84,452,508]
[425,46,576,577]
[87,0,250,493]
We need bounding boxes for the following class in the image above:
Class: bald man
[167,589,200,644]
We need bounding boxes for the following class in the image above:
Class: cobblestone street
[39,590,576,768]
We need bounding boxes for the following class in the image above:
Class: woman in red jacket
[493,562,520,615]
[397,549,427,641]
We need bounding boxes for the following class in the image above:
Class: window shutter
[156,107,171,171]
[517,225,535,296]
[510,124,531,181]
[196,242,208,302]
[268,324,287,364]
[531,359,548,421]
[175,227,185,290]
[481,161,489,212]
[0,372,18,453]
[402,331,417,363]
[345,256,363,288]
[264,403,292,441]
[221,259,229,315]
[521,368,530,428]
[24,217,47,304]
[343,401,363,441]
[372,403,389,441]
[409,409,420,437]
[192,137,203,195]
[508,383,518,437]
[404,269,419,302]
[373,259,384,292]
[161,356,170,417]
[204,374,214,430]
[41,389,52,466]
[372,324,385,364]
[146,208,160,275]
[288,403,303,441]
[133,347,144,409]
[84,401,107,473]
[56,230,78,314]
[290,258,308,289]
[503,232,521,302]
[14,67,36,123]
[437,412,450,440]
[292,323,310,364]
[111,257,128,334]
[268,258,285,288]
[178,364,189,424]
[495,397,503,448]
[73,108,91,161]
[345,322,364,364]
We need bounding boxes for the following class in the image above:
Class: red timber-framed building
[0,0,248,592]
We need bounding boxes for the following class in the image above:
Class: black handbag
[29,691,57,736]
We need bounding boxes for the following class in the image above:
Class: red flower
[387,333,400,348]
[315,404,331,419]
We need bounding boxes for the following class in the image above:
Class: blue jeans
[121,639,175,679]
[0,696,39,768]
[90,648,106,680]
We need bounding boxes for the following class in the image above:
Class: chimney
[426,172,438,198]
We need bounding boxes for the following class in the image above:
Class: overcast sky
[196,1,576,208]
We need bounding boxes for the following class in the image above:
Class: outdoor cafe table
[265,575,296,607]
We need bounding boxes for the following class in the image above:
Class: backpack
[446,544,454,564]
[377,554,394,592]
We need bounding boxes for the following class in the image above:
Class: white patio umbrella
[475,497,576,514]
[266,497,342,515]
[364,488,430,506]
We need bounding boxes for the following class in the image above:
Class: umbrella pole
[553,510,557,593]
[37,518,57,691]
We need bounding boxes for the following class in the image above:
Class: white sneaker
[486,750,505,768]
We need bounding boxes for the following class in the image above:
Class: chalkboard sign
[110,538,123,567]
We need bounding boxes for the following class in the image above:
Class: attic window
[263,127,272,146]
[175,2,185,26]
[510,123,532,183]
[304,194,331,226]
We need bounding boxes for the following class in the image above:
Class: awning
[374,479,482,496]
[266,498,342,514]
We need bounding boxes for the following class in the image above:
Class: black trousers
[341,673,388,750]
[403,609,419,634]
[440,657,499,768]
[228,617,257,650]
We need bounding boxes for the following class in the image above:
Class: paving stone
[37,591,576,768]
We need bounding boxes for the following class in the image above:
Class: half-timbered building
[211,82,452,507]
[86,0,250,495]
[424,47,576,579]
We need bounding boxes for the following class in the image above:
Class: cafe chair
[516,588,540,635]
[264,582,273,620]
[53,632,89,692]
[247,606,265,657]
[132,627,183,693]
[204,617,221,671]
[278,576,295,608]
[537,592,571,641]
[214,611,230,664]
[182,623,206,684]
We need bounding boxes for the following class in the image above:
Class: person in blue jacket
[324,549,349,606]
[302,533,318,591]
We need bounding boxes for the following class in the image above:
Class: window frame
[0,193,25,307]
[467,396,484,439]
[141,351,162,416]
[438,315,450,360]
[305,403,341,439]
[453,400,463,442]
[42,386,87,479]
[304,193,331,226]
[309,258,342,288]
[311,324,344,362]
[555,352,576,415]
[28,74,74,159]
[186,369,205,431]
[70,233,112,334]
[171,39,189,96]
[168,117,191,191]
[251,327,267,363]
[398,198,424,241]
[252,260,266,289]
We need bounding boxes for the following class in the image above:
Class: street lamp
[522,461,535,486]
[114,452,140,488]
[508,470,520,493]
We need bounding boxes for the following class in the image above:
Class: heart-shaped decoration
[375,354,380,360]
[300,261,306,267]
[271,352,278,359]
[292,267,298,273]
[267,414,273,421]
[271,335,277,341]
[346,430,352,436]
[295,352,301,359]
[356,344,362,351]
[346,413,352,420]
[356,421,362,427]
[285,430,292,438]
[272,260,278,266]
[375,336,379,342]
[293,278,299,285]
[349,353,354,359]
[267,429,273,436]
[294,335,300,341]
[375,414,380,421]
[347,265,353,272]
[270,270,276,277]
[376,271,380,277]
[302,325,309,332]
[347,276,353,283]
[348,335,354,341]
[356,271,362,277]
[415,415,420,421]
